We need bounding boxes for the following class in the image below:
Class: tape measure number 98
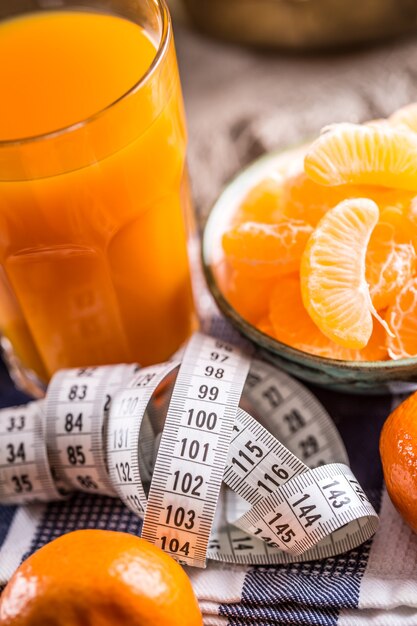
[0,332,378,568]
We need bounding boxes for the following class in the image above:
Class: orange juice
[0,8,195,380]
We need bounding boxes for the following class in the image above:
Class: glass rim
[0,0,171,148]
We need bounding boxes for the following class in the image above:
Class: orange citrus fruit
[366,221,416,310]
[0,530,202,626]
[402,197,417,251]
[256,315,276,337]
[222,219,313,279]
[267,276,387,360]
[304,123,417,191]
[378,200,417,255]
[281,167,415,228]
[386,278,417,359]
[281,167,363,226]
[380,392,417,532]
[300,198,383,349]
[234,173,283,224]
[220,265,276,323]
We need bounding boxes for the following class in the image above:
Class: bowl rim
[202,147,417,372]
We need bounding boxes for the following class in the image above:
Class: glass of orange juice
[0,0,195,392]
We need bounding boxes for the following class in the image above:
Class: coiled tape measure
[0,332,378,568]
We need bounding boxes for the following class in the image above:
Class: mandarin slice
[234,173,284,224]
[402,198,417,252]
[304,123,417,191]
[366,222,416,310]
[282,165,415,228]
[256,315,276,337]
[300,198,383,349]
[268,276,387,360]
[219,265,277,323]
[386,278,417,359]
[379,201,417,249]
[389,102,417,133]
[222,219,313,279]
[281,167,358,226]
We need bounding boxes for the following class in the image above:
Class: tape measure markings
[0,402,61,503]
[235,463,376,557]
[0,332,378,568]
[107,363,179,516]
[244,361,349,468]
[45,364,139,496]
[141,333,251,568]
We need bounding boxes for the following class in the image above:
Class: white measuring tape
[0,332,378,568]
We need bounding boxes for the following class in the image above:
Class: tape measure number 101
[0,332,378,568]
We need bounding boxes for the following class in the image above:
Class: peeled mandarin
[281,164,414,228]
[300,198,382,349]
[304,123,417,192]
[222,219,313,279]
[281,167,364,226]
[234,173,284,224]
[389,102,417,134]
[366,221,416,310]
[256,315,276,337]
[221,267,277,323]
[386,278,417,359]
[268,276,387,360]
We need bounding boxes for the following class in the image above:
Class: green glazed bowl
[202,149,417,394]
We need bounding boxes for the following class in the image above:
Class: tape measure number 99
[0,332,378,568]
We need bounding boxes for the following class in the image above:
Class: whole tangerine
[0,530,203,626]
[380,392,417,532]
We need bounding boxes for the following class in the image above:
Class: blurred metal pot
[181,0,417,49]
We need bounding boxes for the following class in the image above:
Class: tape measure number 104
[0,332,378,568]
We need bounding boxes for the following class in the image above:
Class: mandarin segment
[268,276,387,360]
[402,198,417,252]
[256,315,276,337]
[221,270,276,324]
[366,222,416,310]
[222,219,313,279]
[269,276,329,354]
[304,123,417,191]
[300,198,381,349]
[281,167,362,226]
[386,279,417,359]
[389,102,417,134]
[282,167,415,228]
[234,173,284,224]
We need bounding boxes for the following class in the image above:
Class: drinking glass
[0,0,195,394]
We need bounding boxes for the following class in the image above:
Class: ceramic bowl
[202,149,417,394]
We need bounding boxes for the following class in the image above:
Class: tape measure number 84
[0,332,378,568]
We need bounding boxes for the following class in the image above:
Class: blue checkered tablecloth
[0,353,416,625]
